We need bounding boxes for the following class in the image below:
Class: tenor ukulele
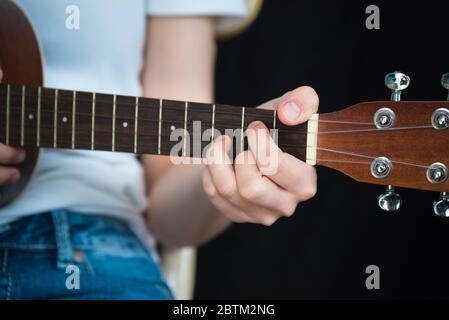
[0,0,448,216]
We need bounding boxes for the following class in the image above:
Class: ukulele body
[0,0,42,207]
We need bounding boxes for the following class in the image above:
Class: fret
[240,107,245,154]
[22,86,38,147]
[91,92,95,150]
[275,114,308,158]
[243,107,277,154]
[21,85,25,146]
[272,109,277,142]
[74,91,94,150]
[160,99,188,156]
[56,89,74,149]
[134,97,138,153]
[213,103,242,158]
[187,102,216,158]
[183,102,188,157]
[2,85,22,146]
[72,91,76,149]
[37,87,41,147]
[211,104,216,143]
[0,84,7,143]
[92,93,113,151]
[39,87,57,148]
[6,84,10,144]
[136,97,159,154]
[114,95,136,153]
[54,89,58,148]
[158,99,162,155]
[112,95,116,152]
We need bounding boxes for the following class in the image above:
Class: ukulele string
[3,92,276,120]
[317,146,430,169]
[4,120,434,170]
[2,104,436,136]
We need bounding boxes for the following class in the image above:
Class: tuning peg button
[442,72,449,102]
[433,192,449,218]
[385,71,410,102]
[378,185,402,212]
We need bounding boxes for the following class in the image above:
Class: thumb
[258,86,319,126]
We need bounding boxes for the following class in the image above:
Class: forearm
[142,16,231,249]
[148,163,231,248]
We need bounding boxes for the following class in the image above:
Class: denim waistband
[0,210,150,268]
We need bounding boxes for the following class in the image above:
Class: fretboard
[0,83,316,163]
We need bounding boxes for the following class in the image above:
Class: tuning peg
[378,185,402,212]
[433,192,449,218]
[376,72,409,212]
[442,73,449,100]
[385,71,410,101]
[433,74,449,217]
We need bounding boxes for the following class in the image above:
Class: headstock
[317,71,449,216]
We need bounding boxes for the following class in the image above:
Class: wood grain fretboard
[0,83,317,163]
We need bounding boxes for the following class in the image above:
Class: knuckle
[203,181,216,198]
[239,182,265,201]
[301,184,317,200]
[259,215,278,227]
[280,201,298,217]
[217,182,236,199]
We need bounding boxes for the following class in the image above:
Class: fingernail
[283,102,301,121]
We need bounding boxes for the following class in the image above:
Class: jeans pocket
[78,251,173,299]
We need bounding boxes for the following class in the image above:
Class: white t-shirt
[0,0,247,252]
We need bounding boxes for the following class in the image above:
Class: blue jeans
[0,210,173,300]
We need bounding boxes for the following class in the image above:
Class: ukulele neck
[0,83,318,163]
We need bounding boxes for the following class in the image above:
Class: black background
[195,0,449,299]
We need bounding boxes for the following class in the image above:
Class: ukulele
[0,0,448,216]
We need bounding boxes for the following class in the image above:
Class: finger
[246,121,281,176]
[271,152,317,201]
[0,144,26,164]
[277,86,319,125]
[202,169,253,223]
[0,167,20,184]
[205,135,236,199]
[0,68,3,82]
[235,151,298,216]
[257,86,319,126]
[246,122,317,200]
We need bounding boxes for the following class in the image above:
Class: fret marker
[62,116,68,123]
[123,122,128,128]
[170,125,175,132]
[28,113,34,120]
